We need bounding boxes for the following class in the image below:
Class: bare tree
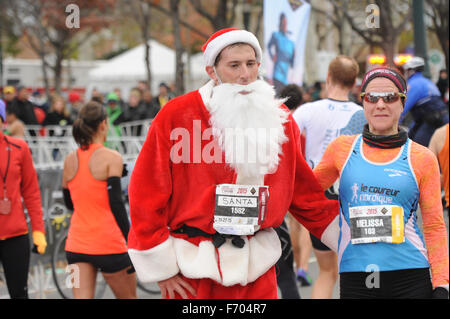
[425,0,449,70]
[311,2,348,54]
[188,0,238,31]
[148,2,210,39]
[123,0,153,88]
[170,0,185,95]
[336,0,412,66]
[8,0,113,95]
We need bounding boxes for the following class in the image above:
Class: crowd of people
[0,27,449,300]
[0,81,175,140]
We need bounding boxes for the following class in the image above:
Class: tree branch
[149,2,209,39]
[188,0,215,26]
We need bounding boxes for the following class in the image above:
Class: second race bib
[349,205,405,244]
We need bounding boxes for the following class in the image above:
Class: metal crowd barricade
[118,119,152,137]
[26,136,77,170]
[24,119,152,170]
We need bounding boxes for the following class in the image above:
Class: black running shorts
[66,251,133,274]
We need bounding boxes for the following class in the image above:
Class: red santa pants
[171,266,278,299]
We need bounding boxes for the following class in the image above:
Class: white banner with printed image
[263,0,311,91]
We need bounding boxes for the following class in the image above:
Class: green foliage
[2,34,21,57]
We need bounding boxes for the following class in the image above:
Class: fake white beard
[208,80,289,180]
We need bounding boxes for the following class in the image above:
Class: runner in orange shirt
[62,101,136,299]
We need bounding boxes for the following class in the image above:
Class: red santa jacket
[128,81,339,286]
[0,131,45,240]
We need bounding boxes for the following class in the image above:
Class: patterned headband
[361,67,407,94]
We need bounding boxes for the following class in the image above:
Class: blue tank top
[338,135,429,273]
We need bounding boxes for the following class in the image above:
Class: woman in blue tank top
[314,67,449,299]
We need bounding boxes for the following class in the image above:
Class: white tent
[88,40,208,99]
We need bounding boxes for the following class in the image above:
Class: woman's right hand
[158,274,197,299]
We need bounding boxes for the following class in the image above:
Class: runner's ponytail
[72,101,107,150]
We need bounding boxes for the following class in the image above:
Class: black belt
[172,225,246,249]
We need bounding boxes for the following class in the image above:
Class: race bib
[213,184,269,236]
[349,205,404,244]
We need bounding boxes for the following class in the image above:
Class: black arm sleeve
[107,176,130,242]
[63,188,74,211]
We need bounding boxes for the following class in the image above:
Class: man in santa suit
[127,28,339,299]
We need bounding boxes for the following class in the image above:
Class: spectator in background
[137,80,150,93]
[105,92,125,136]
[123,88,147,137]
[105,92,125,150]
[301,86,312,104]
[436,69,448,101]
[3,86,16,108]
[42,95,72,159]
[29,90,48,112]
[113,88,126,110]
[68,91,84,123]
[123,88,147,122]
[142,89,160,119]
[311,81,326,101]
[349,78,363,106]
[42,95,72,135]
[401,57,448,146]
[153,82,173,109]
[91,88,103,104]
[9,86,38,125]
[5,108,25,139]
[279,84,303,109]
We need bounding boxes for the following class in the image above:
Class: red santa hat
[202,28,262,66]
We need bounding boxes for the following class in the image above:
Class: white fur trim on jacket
[247,228,282,283]
[199,80,215,106]
[128,236,179,283]
[172,237,222,283]
[320,215,340,252]
[175,227,281,287]
[129,227,281,286]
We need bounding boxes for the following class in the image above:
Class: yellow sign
[391,206,404,243]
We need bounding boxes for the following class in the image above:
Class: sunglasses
[360,92,406,104]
